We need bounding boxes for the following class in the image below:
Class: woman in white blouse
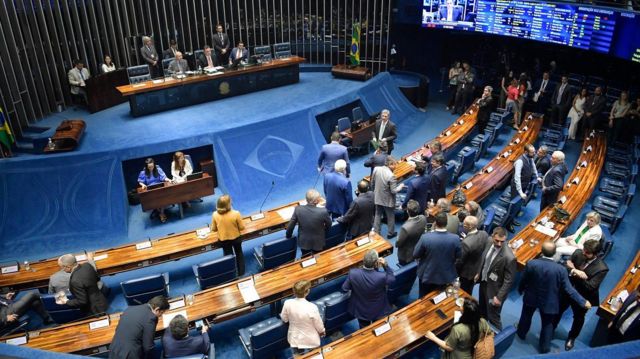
[555,211,602,259]
[280,280,325,355]
[101,55,116,73]
[171,151,193,183]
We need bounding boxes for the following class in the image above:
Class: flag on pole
[350,23,361,66]
[0,107,15,150]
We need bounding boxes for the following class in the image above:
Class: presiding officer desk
[512,132,606,269]
[137,173,215,218]
[597,250,640,321]
[2,234,393,354]
[117,56,305,117]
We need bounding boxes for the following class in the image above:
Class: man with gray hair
[371,109,398,155]
[342,249,395,328]
[56,253,109,315]
[168,51,189,74]
[286,189,332,256]
[535,145,551,179]
[371,156,404,239]
[140,35,159,77]
[540,150,568,211]
[456,216,490,294]
[437,198,459,234]
[323,159,353,218]
[49,252,109,296]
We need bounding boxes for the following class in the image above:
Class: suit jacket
[479,244,517,303]
[456,230,490,281]
[67,263,109,315]
[542,163,568,200]
[430,165,449,202]
[212,32,230,54]
[584,95,607,115]
[533,79,553,107]
[610,292,640,341]
[140,45,159,66]
[438,6,462,21]
[476,96,494,129]
[535,154,551,177]
[519,257,586,314]
[286,204,332,251]
[413,230,461,285]
[551,83,573,108]
[364,152,388,176]
[371,166,402,208]
[396,215,427,264]
[280,297,325,348]
[401,174,431,213]
[68,68,90,94]
[229,47,249,62]
[163,47,178,60]
[168,59,189,73]
[317,142,350,175]
[567,250,609,306]
[323,171,353,216]
[198,53,217,68]
[109,304,158,359]
[342,265,395,321]
[372,120,397,152]
[337,191,375,237]
[162,329,210,358]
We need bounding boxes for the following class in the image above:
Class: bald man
[56,253,109,315]
[540,151,568,211]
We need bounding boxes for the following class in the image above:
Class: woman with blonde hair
[211,195,246,275]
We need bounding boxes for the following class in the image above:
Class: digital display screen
[421,0,640,63]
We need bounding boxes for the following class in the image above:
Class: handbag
[452,187,467,206]
[473,331,495,359]
[552,204,570,223]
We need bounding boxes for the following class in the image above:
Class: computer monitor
[186,172,203,181]
[228,57,242,69]
[146,183,163,190]
[273,42,291,53]
[254,45,271,56]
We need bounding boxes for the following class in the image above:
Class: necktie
[219,33,223,45]
[207,55,213,67]
[482,247,496,281]
[574,224,591,244]
[617,302,639,330]
[557,84,565,104]
[79,70,85,81]
[379,122,386,141]
[541,80,546,92]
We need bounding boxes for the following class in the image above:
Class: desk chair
[192,254,238,290]
[121,272,170,305]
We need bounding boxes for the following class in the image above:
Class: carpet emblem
[243,135,304,178]
[219,81,230,95]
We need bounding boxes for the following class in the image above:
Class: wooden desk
[300,291,469,358]
[137,174,215,213]
[513,132,607,269]
[597,251,640,321]
[43,119,86,153]
[85,69,129,113]
[339,114,378,148]
[4,234,393,354]
[117,57,305,117]
[0,200,303,291]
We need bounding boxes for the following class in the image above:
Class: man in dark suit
[475,226,516,330]
[549,76,572,125]
[58,253,109,315]
[532,71,552,114]
[364,142,388,177]
[535,145,551,180]
[555,240,609,350]
[229,41,249,64]
[540,150,568,211]
[583,86,607,131]
[212,24,230,66]
[517,241,591,354]
[455,216,489,295]
[342,249,395,328]
[162,314,213,358]
[401,162,431,214]
[323,159,353,217]
[163,39,178,59]
[140,36,160,77]
[198,45,217,69]
[608,284,640,344]
[438,0,462,21]
[109,295,170,359]
[371,109,397,155]
[413,213,461,296]
[429,154,449,203]
[476,86,495,133]
[0,290,53,330]
[318,131,350,176]
[337,180,375,240]
[286,189,332,256]
[396,200,427,266]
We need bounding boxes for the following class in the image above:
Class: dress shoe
[512,220,521,226]
[565,338,575,351]
[507,225,515,233]
[387,232,397,239]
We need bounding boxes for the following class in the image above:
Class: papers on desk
[432,292,447,305]
[162,310,188,329]
[373,322,392,336]
[206,72,223,77]
[135,240,152,250]
[5,335,27,346]
[617,289,629,302]
[196,227,211,238]
[454,310,462,323]
[356,237,371,246]
[276,206,296,221]
[93,253,108,261]
[308,353,325,359]
[169,298,186,310]
[535,224,558,237]
[89,318,110,330]
[301,257,317,268]
[1,261,19,274]
[238,278,260,304]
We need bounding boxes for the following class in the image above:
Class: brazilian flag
[350,23,361,66]
[0,107,15,150]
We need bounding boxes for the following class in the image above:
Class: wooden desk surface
[597,250,640,321]
[117,56,305,96]
[4,234,392,354]
[300,291,470,358]
[513,132,607,269]
[137,174,215,211]
[0,200,303,291]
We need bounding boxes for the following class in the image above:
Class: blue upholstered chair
[494,325,517,358]
[126,65,152,84]
[192,254,238,290]
[254,237,297,271]
[120,272,169,306]
[238,317,289,359]
[324,222,347,250]
[387,262,417,305]
[40,293,86,324]
[313,291,353,334]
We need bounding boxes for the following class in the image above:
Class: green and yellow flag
[350,23,361,66]
[0,107,15,149]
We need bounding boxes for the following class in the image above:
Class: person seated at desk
[229,41,248,65]
[280,280,325,355]
[101,54,116,73]
[211,195,246,276]
[1,290,54,330]
[162,314,214,358]
[138,157,171,223]
[168,51,189,74]
[171,151,193,184]
[199,45,217,70]
[438,0,463,22]
[49,252,109,297]
[68,59,90,103]
[554,211,602,259]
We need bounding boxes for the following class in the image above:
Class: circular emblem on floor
[219,81,230,95]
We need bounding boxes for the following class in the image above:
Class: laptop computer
[186,172,204,181]
[146,183,164,190]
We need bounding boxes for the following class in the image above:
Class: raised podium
[331,64,371,81]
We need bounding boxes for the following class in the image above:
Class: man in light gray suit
[67,59,90,103]
[455,216,489,294]
[168,51,189,74]
[140,35,160,77]
[371,156,404,239]
[396,200,426,265]
[475,226,517,330]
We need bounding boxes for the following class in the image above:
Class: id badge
[489,272,498,282]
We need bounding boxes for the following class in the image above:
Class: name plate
[373,322,392,336]
[502,151,510,158]
[511,238,524,249]
[1,263,18,274]
[458,120,464,125]
[132,83,146,88]
[631,267,638,274]
[301,257,317,268]
[94,254,108,261]
[75,253,87,262]
[586,145,593,152]
[522,126,528,131]
[356,237,371,246]
[196,227,211,238]
[169,298,186,310]
[464,182,473,190]
[485,166,494,173]
[250,213,265,221]
[513,138,521,144]
[445,130,452,136]
[432,291,447,304]
[580,161,588,168]
[89,318,110,330]
[5,336,27,346]
[559,196,567,204]
[135,241,152,250]
[528,114,533,120]
[572,177,580,185]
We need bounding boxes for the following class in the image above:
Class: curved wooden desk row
[300,291,470,359]
[597,250,640,321]
[2,234,393,354]
[0,200,304,291]
[513,132,607,269]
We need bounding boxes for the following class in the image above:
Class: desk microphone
[251,180,275,220]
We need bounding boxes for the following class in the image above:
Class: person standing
[608,91,631,144]
[286,189,332,256]
[475,227,516,330]
[429,154,449,203]
[567,88,588,140]
[453,62,475,115]
[57,253,109,315]
[212,24,230,66]
[396,200,427,266]
[517,241,591,354]
[280,280,325,355]
[317,131,350,176]
[337,180,375,240]
[549,76,572,126]
[534,145,551,178]
[211,195,246,275]
[532,71,552,113]
[476,86,495,133]
[446,61,462,111]
[371,109,397,155]
[456,216,489,295]
[323,159,353,218]
[583,86,607,132]
[140,36,160,77]
[371,157,404,239]
[540,150,568,211]
[363,142,388,177]
[508,143,537,232]
[400,162,431,214]
[109,295,170,359]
